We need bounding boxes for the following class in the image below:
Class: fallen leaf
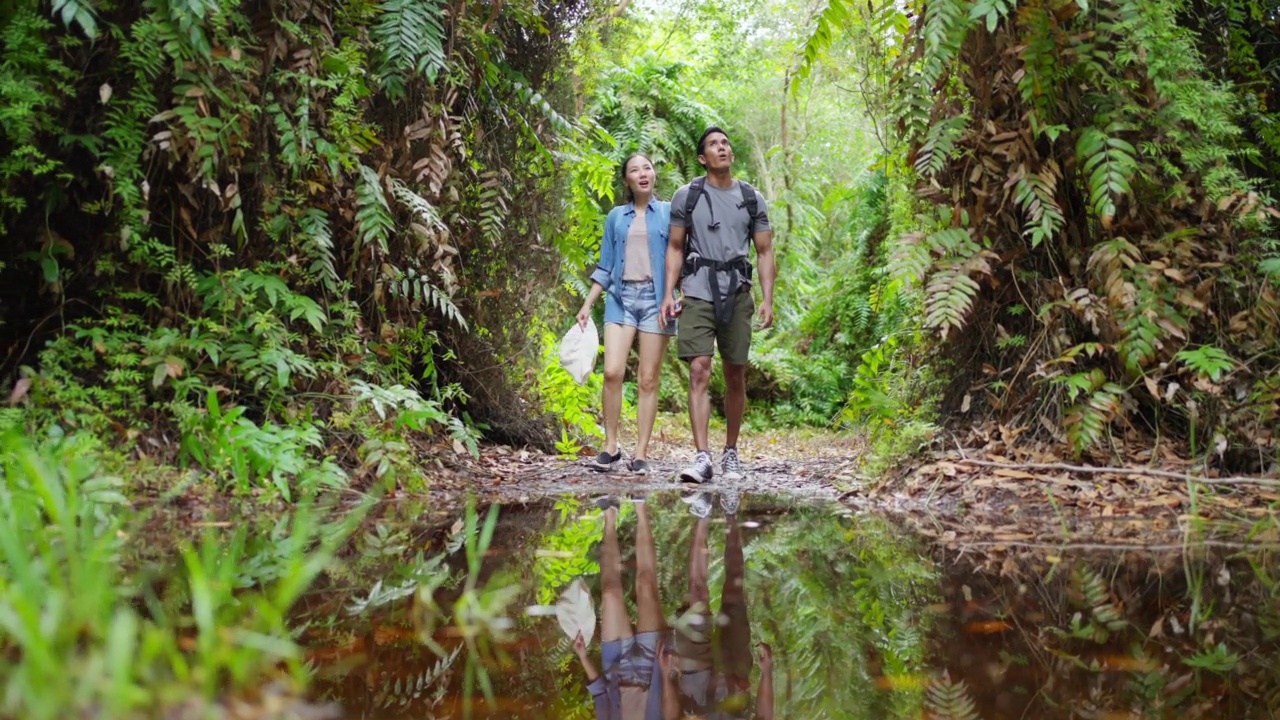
[963,620,1014,634]
[993,468,1038,480]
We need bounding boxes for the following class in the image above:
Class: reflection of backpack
[680,176,762,325]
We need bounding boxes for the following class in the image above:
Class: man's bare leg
[722,361,747,449]
[687,356,713,452]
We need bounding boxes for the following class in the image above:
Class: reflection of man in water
[573,498,666,720]
[660,492,774,720]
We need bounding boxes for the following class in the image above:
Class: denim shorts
[601,630,662,687]
[607,281,676,336]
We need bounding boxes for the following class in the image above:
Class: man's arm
[658,640,681,720]
[660,224,687,325]
[755,643,774,720]
[753,228,775,330]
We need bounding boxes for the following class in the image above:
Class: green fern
[915,115,970,178]
[1076,125,1138,221]
[889,231,932,288]
[922,228,991,336]
[390,179,448,241]
[356,164,394,255]
[1073,565,1127,633]
[298,207,338,293]
[477,171,509,247]
[1057,368,1125,452]
[372,0,446,100]
[386,267,468,331]
[924,263,981,336]
[791,0,853,95]
[1175,345,1234,382]
[925,672,981,720]
[1013,163,1064,248]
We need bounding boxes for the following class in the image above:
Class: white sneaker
[681,491,713,519]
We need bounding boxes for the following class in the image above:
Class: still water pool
[290,490,1280,720]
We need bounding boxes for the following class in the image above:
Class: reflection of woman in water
[572,498,667,720]
[662,495,774,719]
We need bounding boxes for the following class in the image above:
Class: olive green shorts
[677,293,754,365]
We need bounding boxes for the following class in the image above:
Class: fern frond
[1076,125,1137,221]
[924,262,981,337]
[298,207,338,292]
[356,164,394,254]
[791,0,853,95]
[478,171,509,247]
[889,231,932,288]
[372,0,446,100]
[916,114,970,178]
[1013,162,1064,248]
[1073,565,1127,632]
[386,266,468,331]
[390,178,449,257]
[1058,369,1125,452]
[925,672,981,720]
[1087,237,1142,309]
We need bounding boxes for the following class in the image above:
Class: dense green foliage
[793,0,1280,459]
[1,0,604,490]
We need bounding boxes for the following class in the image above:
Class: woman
[577,153,674,474]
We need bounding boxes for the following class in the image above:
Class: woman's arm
[577,282,605,328]
[589,209,618,293]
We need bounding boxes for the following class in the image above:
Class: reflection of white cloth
[556,577,595,645]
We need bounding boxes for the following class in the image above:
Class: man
[659,493,775,720]
[573,497,667,720]
[660,127,776,484]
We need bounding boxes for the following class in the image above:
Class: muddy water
[294,491,1280,719]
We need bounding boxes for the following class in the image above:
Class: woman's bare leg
[601,323,638,455]
[633,331,669,460]
[600,507,633,642]
[633,502,664,632]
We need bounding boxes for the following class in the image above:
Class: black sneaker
[593,450,622,472]
[594,496,621,512]
[678,451,714,484]
[628,458,651,475]
[721,447,744,480]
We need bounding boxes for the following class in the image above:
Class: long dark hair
[620,152,656,204]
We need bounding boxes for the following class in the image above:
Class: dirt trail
[432,422,1280,552]
[433,428,858,502]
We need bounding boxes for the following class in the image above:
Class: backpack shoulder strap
[738,180,759,235]
[683,176,707,256]
[685,176,707,223]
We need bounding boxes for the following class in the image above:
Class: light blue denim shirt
[590,198,671,324]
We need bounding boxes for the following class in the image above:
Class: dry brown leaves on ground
[861,422,1280,554]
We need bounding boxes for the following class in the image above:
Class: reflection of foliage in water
[742,507,938,719]
[939,542,1280,719]
[533,497,619,605]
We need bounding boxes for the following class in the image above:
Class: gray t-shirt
[670,180,771,303]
